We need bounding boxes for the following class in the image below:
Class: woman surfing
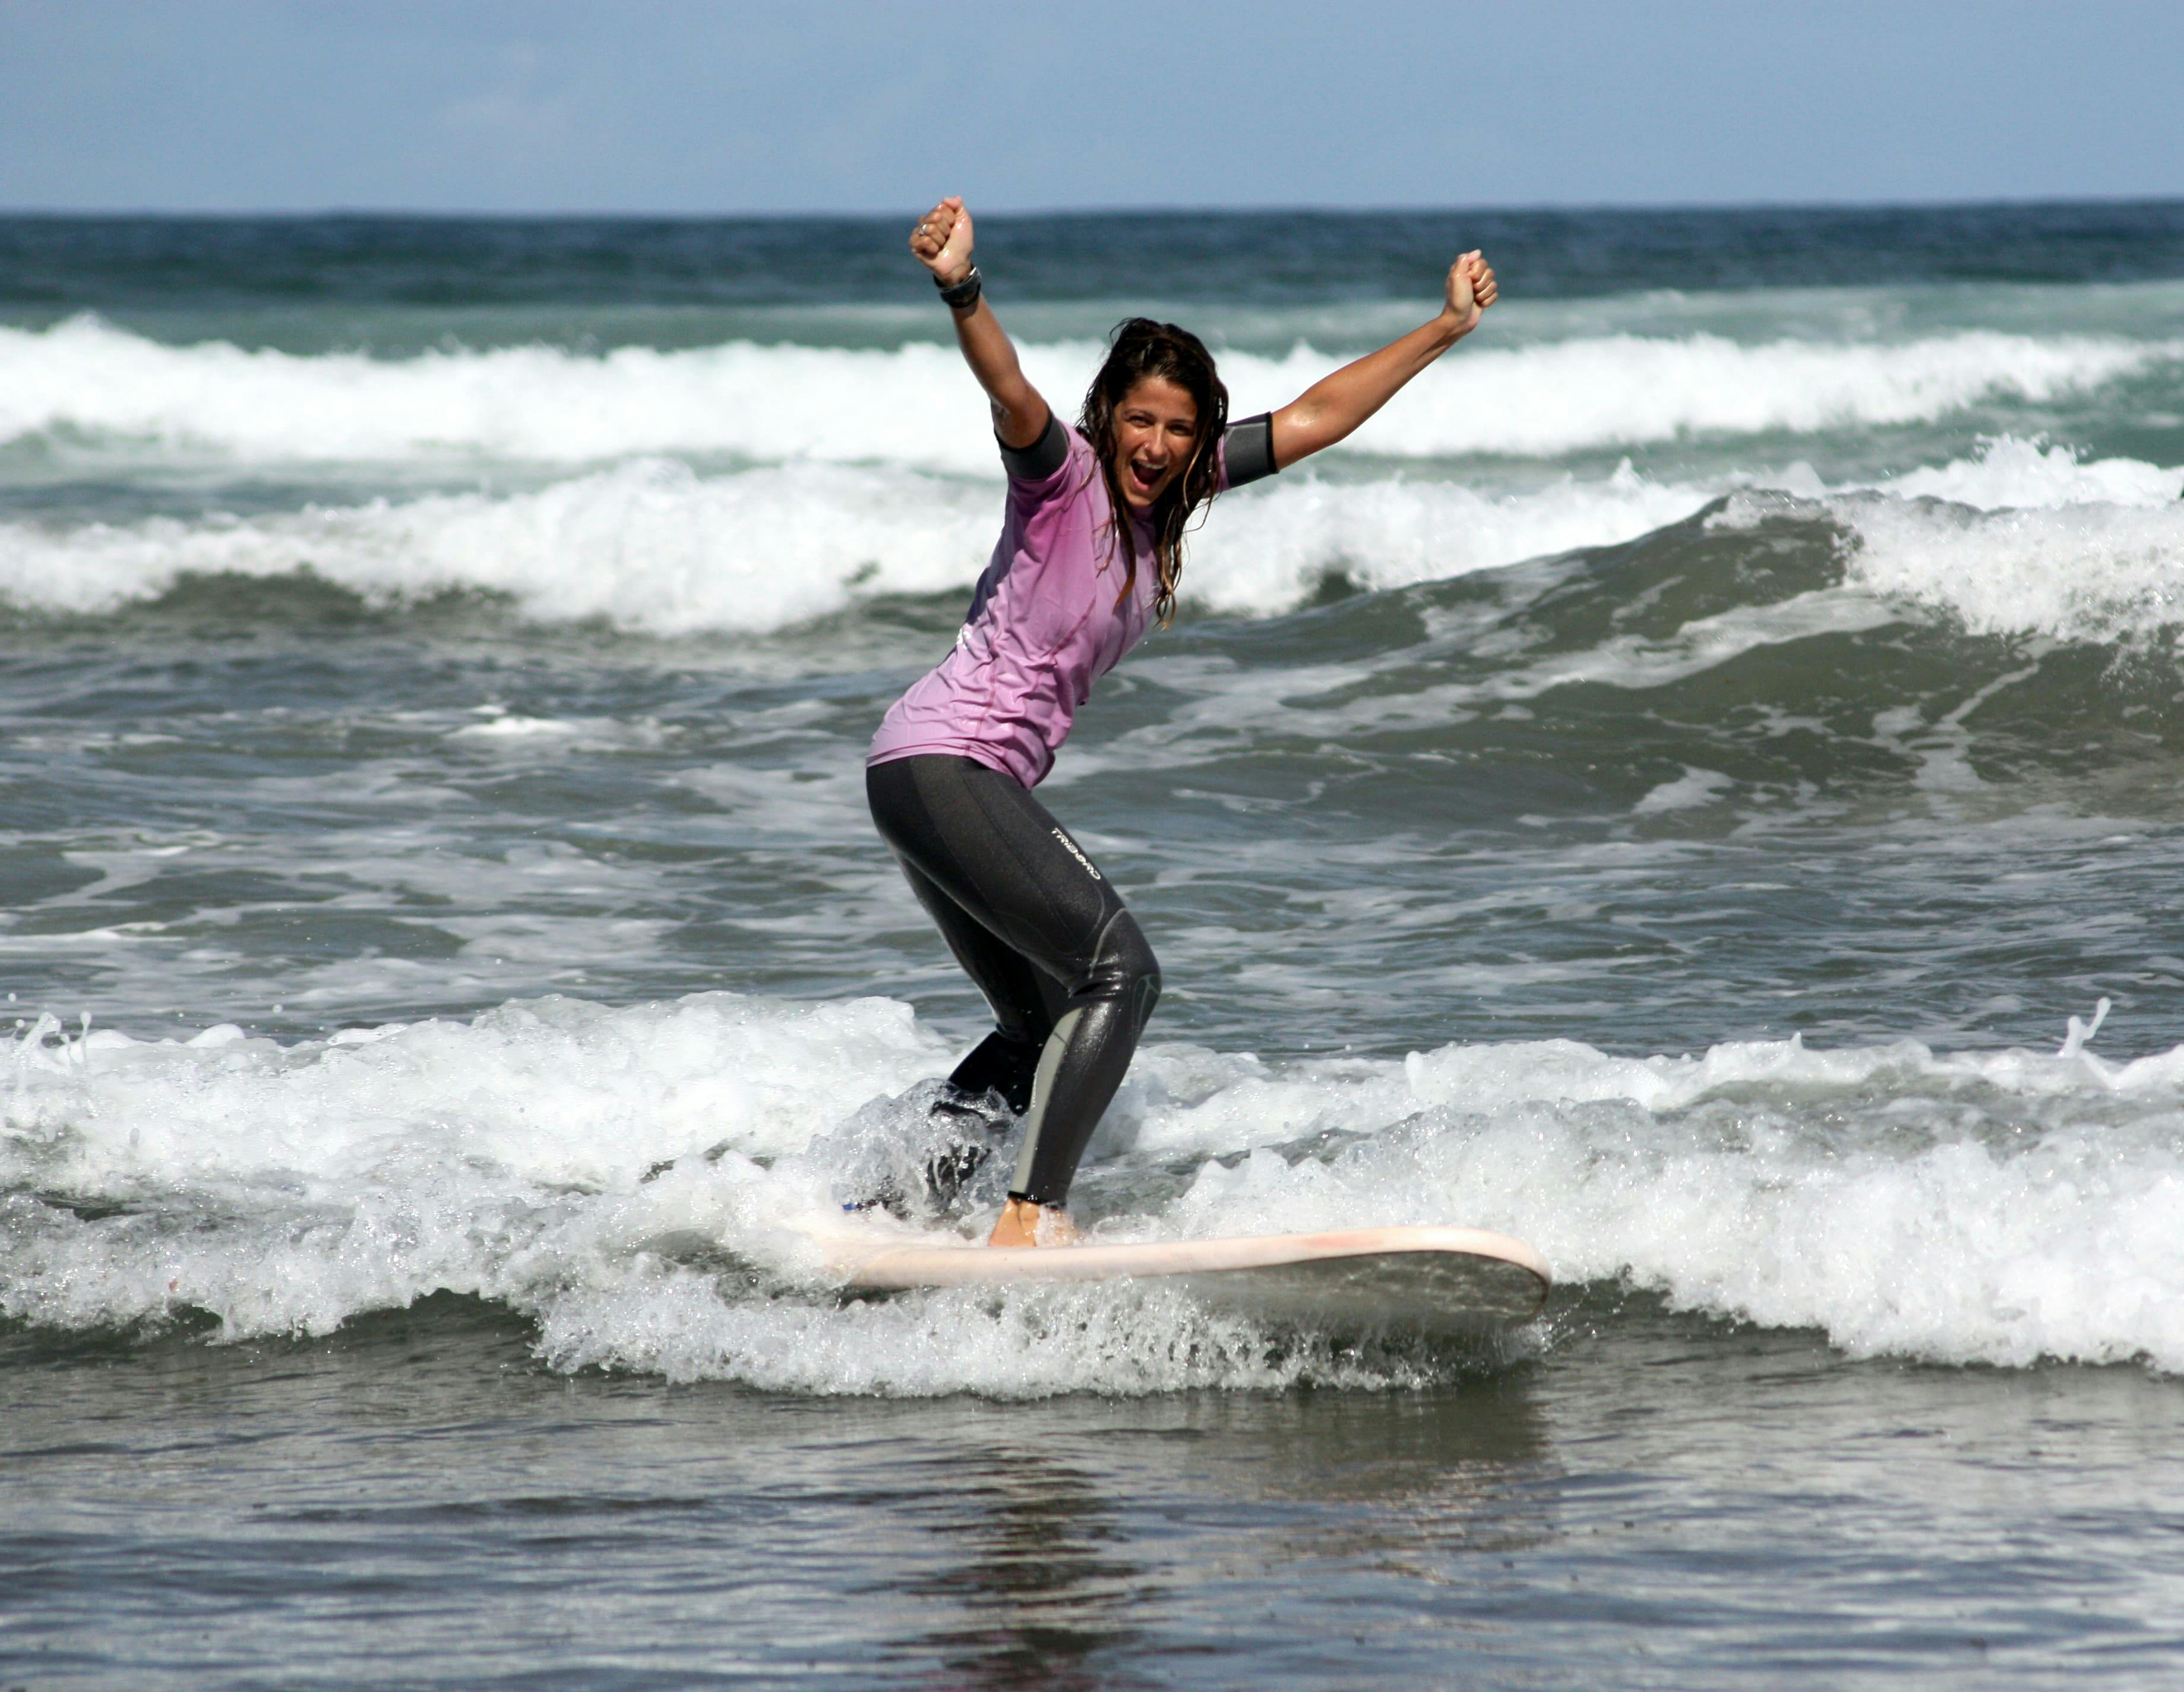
[868,196,1496,1248]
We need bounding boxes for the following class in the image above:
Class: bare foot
[987,1198,1080,1248]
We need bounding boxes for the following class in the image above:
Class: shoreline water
[10,1292,2183,1688]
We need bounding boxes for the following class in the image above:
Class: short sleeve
[1220,413,1278,490]
[999,411,1070,481]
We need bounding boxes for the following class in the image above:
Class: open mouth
[1127,457,1165,500]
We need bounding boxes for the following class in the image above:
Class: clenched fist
[1443,251,1499,335]
[910,197,976,288]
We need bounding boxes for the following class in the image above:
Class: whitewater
[10,990,2184,1390]
[4,305,2183,640]
[5,311,2173,466]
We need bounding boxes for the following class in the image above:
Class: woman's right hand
[913,194,1047,447]
[910,197,976,287]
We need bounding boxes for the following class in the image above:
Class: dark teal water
[5,207,2184,1687]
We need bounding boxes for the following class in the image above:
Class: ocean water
[6,204,2184,1687]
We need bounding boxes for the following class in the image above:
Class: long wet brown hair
[1079,318,1228,627]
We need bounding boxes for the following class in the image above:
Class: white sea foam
[1632,767,1736,815]
[0,459,998,632]
[0,457,1710,633]
[1348,330,2173,458]
[2,315,2169,470]
[0,316,1010,472]
[1845,496,2184,643]
[1186,461,1706,613]
[7,991,2184,1390]
[1710,438,2184,644]
[5,397,2180,644]
[1879,434,2184,510]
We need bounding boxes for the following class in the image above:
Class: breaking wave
[2,314,2172,469]
[0,457,1710,633]
[4,433,2178,643]
[5,992,2180,1391]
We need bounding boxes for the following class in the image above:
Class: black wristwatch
[935,265,983,309]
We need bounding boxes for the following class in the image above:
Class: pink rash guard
[868,411,1277,788]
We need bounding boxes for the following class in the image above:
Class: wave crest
[4,315,2170,470]
[7,994,2183,1386]
[1708,439,2184,645]
[0,458,1711,634]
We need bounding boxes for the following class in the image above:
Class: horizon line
[4,192,2182,222]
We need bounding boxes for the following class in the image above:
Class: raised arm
[910,197,1051,450]
[1268,252,1497,469]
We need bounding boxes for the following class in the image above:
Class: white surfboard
[810,1224,1551,1334]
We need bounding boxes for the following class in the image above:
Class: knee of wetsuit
[1108,924,1161,1034]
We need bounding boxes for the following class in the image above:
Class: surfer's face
[1111,376,1200,509]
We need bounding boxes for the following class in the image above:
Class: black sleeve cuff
[1223,412,1278,488]
[998,411,1069,480]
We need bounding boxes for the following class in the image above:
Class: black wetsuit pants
[867,754,1160,1207]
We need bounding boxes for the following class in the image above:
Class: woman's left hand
[1269,249,1498,469]
[1442,251,1498,336]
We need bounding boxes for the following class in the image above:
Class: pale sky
[3,0,2180,213]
